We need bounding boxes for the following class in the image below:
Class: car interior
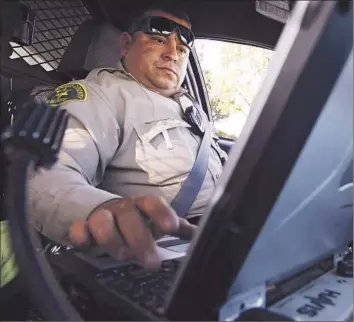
[0,0,285,149]
[0,0,286,236]
[0,1,286,319]
[2,0,352,321]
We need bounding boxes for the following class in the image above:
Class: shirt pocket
[133,118,195,186]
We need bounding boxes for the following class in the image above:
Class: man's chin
[151,80,179,95]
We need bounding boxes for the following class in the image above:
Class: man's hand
[68,196,197,269]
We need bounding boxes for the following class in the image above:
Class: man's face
[120,11,191,97]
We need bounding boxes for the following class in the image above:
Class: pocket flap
[133,119,191,142]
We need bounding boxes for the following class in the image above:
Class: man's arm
[28,81,121,244]
[28,79,198,268]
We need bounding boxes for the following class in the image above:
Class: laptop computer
[48,1,353,320]
[164,1,353,320]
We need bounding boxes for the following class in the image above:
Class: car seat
[57,18,123,79]
[29,18,123,102]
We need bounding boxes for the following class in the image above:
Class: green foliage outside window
[195,40,273,139]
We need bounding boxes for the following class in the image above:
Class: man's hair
[128,1,192,32]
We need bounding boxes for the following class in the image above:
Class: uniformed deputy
[28,4,227,268]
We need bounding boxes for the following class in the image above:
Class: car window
[194,39,273,140]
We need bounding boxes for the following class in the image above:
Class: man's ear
[120,32,134,57]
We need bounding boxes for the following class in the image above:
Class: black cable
[4,149,82,321]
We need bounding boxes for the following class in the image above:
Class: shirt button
[216,173,220,179]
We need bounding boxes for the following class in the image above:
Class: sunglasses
[130,16,195,48]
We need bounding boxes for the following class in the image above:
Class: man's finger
[171,218,198,240]
[111,198,160,268]
[87,209,129,260]
[133,196,179,234]
[69,221,90,247]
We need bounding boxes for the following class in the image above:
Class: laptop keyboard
[95,259,182,317]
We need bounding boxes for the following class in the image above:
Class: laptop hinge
[219,284,267,321]
[218,250,353,321]
[269,269,353,321]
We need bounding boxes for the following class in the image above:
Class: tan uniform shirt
[28,64,227,244]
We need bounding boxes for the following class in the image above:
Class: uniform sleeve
[28,80,121,245]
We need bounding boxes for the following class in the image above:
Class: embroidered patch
[47,82,87,106]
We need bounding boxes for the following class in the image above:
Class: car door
[187,38,274,154]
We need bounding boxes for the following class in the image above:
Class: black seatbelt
[170,96,212,217]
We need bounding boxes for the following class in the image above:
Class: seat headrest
[58,19,122,79]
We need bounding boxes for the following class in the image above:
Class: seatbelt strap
[170,119,212,217]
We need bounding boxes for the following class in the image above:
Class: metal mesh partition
[9,0,91,72]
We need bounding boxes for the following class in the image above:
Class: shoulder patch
[47,82,87,107]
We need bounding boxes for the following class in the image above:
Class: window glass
[195,39,273,139]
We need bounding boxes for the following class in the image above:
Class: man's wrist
[86,197,122,221]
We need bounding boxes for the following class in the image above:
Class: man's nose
[162,35,179,61]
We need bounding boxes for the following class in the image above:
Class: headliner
[83,0,286,49]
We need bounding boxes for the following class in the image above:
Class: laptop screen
[229,50,353,295]
[166,1,353,320]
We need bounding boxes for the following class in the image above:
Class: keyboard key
[154,305,165,317]
[127,264,140,271]
[161,266,173,273]
[139,294,159,309]
[113,269,127,277]
[132,271,158,280]
[106,280,134,292]
[162,279,172,290]
[152,282,163,291]
[97,259,180,317]
[125,287,144,301]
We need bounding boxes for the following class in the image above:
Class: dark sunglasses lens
[149,17,172,32]
[177,28,194,46]
[149,17,194,46]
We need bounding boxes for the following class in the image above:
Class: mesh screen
[9,0,91,72]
